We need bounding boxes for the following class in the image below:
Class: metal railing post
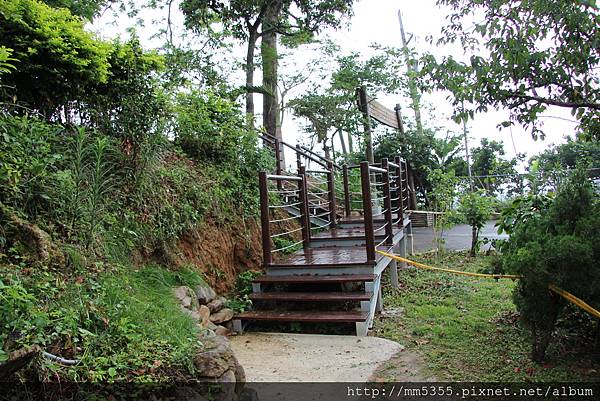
[327,161,337,227]
[343,164,351,217]
[259,171,272,267]
[298,166,311,248]
[381,158,394,246]
[360,161,376,263]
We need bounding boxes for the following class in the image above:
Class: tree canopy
[421,0,600,140]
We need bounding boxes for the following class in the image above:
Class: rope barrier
[549,284,600,320]
[377,250,600,320]
[377,251,522,280]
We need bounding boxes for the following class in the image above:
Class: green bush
[458,189,495,256]
[0,115,63,216]
[500,167,600,362]
[173,90,273,213]
[0,0,111,115]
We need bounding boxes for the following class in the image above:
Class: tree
[291,48,405,159]
[530,138,600,188]
[500,167,600,362]
[0,0,111,118]
[181,0,354,148]
[42,0,109,19]
[468,139,522,196]
[421,0,600,139]
[428,168,459,256]
[458,189,494,256]
[375,127,466,207]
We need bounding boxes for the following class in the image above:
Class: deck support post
[259,171,272,267]
[342,164,351,217]
[355,321,368,337]
[232,319,243,334]
[327,161,337,227]
[298,166,311,248]
[398,233,408,270]
[360,161,376,263]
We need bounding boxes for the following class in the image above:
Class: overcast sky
[92,0,579,171]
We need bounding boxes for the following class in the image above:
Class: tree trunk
[530,295,560,363]
[245,28,258,127]
[338,130,347,155]
[261,0,284,164]
[407,167,418,209]
[469,225,478,256]
[347,132,353,153]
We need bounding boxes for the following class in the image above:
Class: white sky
[92,0,579,171]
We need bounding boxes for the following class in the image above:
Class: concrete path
[230,332,403,382]
[410,221,508,253]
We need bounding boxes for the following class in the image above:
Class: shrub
[500,167,600,362]
[458,189,495,256]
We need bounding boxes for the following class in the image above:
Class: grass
[1,256,205,383]
[374,251,600,382]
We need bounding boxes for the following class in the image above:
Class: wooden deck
[233,152,412,336]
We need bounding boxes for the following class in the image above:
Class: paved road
[410,220,508,253]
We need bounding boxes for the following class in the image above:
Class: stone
[216,369,236,401]
[210,308,234,324]
[194,334,238,379]
[196,285,217,305]
[0,345,41,380]
[214,325,230,336]
[173,286,200,312]
[234,361,246,397]
[199,305,211,324]
[207,298,226,313]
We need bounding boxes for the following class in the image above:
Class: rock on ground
[196,284,217,305]
[209,308,234,324]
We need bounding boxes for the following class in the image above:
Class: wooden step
[235,310,368,323]
[253,274,375,284]
[250,291,373,302]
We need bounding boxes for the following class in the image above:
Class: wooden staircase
[232,136,412,336]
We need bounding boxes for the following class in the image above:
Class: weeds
[375,251,600,382]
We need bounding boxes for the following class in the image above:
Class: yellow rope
[377,250,600,320]
[377,250,523,280]
[548,284,600,320]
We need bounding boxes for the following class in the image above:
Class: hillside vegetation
[0,0,271,385]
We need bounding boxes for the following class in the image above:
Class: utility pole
[398,10,424,138]
[462,100,473,190]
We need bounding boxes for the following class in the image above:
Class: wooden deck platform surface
[311,226,403,240]
[271,245,394,267]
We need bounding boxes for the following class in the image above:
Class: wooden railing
[257,132,414,266]
[259,172,310,267]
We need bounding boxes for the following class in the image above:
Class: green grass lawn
[373,251,600,382]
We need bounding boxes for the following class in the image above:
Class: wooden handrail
[342,164,351,217]
[327,161,337,227]
[298,166,311,248]
[299,145,341,169]
[266,174,302,181]
[292,144,328,168]
[259,171,272,266]
[360,161,376,263]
